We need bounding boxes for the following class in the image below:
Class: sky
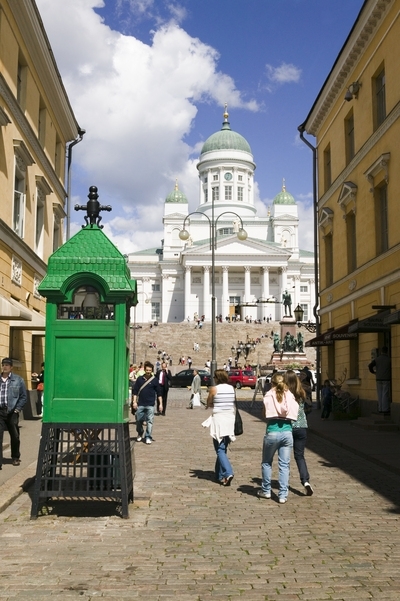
[36,0,365,255]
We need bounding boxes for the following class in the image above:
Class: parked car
[170,369,211,388]
[228,369,257,389]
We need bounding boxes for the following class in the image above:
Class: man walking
[368,346,391,415]
[188,368,202,408]
[156,361,172,416]
[132,361,163,444]
[0,358,27,468]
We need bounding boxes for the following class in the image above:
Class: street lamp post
[180,211,247,383]
[293,304,317,333]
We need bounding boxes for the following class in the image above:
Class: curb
[0,462,37,514]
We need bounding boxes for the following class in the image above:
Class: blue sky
[36,0,364,254]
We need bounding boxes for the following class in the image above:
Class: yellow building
[0,1,81,385]
[301,0,400,420]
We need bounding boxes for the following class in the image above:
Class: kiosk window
[57,286,115,320]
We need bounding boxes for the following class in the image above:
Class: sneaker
[136,436,142,442]
[145,438,152,444]
[304,482,314,496]
[257,489,271,499]
[279,498,287,504]
[12,459,21,466]
[225,475,234,486]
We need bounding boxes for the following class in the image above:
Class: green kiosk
[31,187,137,519]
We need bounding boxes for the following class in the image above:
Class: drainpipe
[66,127,86,240]
[298,124,321,408]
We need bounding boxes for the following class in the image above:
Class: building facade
[301,0,400,418]
[128,109,315,326]
[0,0,80,381]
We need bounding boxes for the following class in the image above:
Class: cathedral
[128,108,315,324]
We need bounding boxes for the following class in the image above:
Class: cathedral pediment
[182,235,291,259]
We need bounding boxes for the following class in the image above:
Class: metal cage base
[30,423,134,519]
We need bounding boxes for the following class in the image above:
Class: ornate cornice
[305,0,394,136]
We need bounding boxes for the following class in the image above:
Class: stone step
[350,417,399,431]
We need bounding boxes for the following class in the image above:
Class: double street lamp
[180,210,248,383]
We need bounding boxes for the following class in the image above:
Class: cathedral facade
[128,110,315,324]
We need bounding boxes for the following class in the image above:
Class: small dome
[273,181,296,205]
[201,106,252,155]
[165,180,188,204]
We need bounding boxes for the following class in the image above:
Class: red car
[228,369,257,389]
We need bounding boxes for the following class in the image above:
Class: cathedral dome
[200,107,252,155]
[165,181,188,204]
[273,182,296,205]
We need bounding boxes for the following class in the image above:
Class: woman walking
[284,370,314,496]
[258,372,299,503]
[204,369,235,486]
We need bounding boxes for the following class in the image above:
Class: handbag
[234,397,243,436]
[303,399,312,415]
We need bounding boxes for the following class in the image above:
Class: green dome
[273,183,296,205]
[165,181,188,204]
[201,109,252,155]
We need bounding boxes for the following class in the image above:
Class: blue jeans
[136,405,155,440]
[261,430,293,500]
[292,428,310,485]
[213,436,233,481]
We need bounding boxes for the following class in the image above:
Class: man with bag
[131,361,163,444]
[188,369,202,409]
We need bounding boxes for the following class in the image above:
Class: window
[344,110,355,164]
[55,135,62,177]
[204,189,208,202]
[375,183,388,254]
[300,304,308,321]
[300,285,308,293]
[35,188,45,257]
[324,233,333,287]
[346,211,357,273]
[237,186,243,201]
[323,145,331,192]
[38,97,46,147]
[151,302,160,320]
[238,175,243,182]
[217,227,233,236]
[204,177,208,184]
[213,174,218,181]
[13,161,26,238]
[212,186,219,201]
[374,67,386,129]
[225,186,232,201]
[152,283,160,292]
[53,213,61,252]
[17,55,27,108]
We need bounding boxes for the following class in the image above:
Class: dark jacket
[155,369,172,391]
[132,375,162,407]
[368,353,391,381]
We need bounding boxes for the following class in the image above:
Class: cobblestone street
[0,389,399,600]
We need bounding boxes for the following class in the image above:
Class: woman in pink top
[258,373,298,503]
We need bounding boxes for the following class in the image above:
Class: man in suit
[156,361,172,416]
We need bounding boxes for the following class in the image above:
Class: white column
[203,266,210,320]
[294,275,301,309]
[262,266,270,320]
[184,266,191,319]
[244,266,251,303]
[143,277,150,323]
[161,274,169,323]
[222,266,229,319]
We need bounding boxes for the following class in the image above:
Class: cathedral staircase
[130,320,317,373]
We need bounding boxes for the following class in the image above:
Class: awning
[305,332,334,347]
[0,295,45,330]
[0,295,32,320]
[348,311,391,333]
[305,322,358,347]
[384,310,400,325]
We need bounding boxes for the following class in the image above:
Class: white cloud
[36,0,259,252]
[297,196,315,252]
[265,62,302,85]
